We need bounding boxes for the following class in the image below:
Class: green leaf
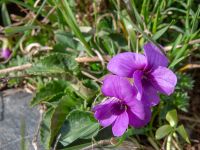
[176,125,190,144]
[171,34,183,55]
[155,125,173,140]
[121,17,137,50]
[40,107,54,149]
[120,14,159,50]
[166,109,178,127]
[129,0,144,27]
[185,0,192,35]
[71,80,95,101]
[169,56,187,69]
[152,21,174,40]
[59,143,91,150]
[27,53,79,75]
[101,36,116,55]
[40,95,76,149]
[50,96,77,144]
[55,31,78,49]
[4,25,39,35]
[152,7,159,33]
[141,0,150,23]
[130,127,150,135]
[59,110,99,146]
[174,43,188,61]
[1,3,11,26]
[30,80,69,106]
[191,5,200,33]
[29,53,66,74]
[109,33,128,50]
[57,0,93,56]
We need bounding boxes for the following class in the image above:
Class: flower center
[111,100,127,115]
[142,74,147,80]
[119,103,127,110]
[143,70,151,80]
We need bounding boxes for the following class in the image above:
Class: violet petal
[142,80,160,106]
[133,70,143,100]
[149,66,177,95]
[99,115,117,127]
[112,111,129,136]
[126,98,145,120]
[107,52,147,78]
[128,106,151,128]
[144,42,168,70]
[94,98,116,120]
[101,75,137,100]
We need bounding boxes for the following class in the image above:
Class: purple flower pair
[93,42,177,136]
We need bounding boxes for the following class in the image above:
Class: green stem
[173,132,182,150]
[149,103,160,137]
[166,134,172,150]
[148,137,160,150]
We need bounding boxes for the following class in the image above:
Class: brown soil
[183,70,200,149]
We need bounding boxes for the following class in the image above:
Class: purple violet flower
[1,48,11,59]
[107,42,177,106]
[93,75,151,136]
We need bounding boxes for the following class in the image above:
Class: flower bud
[1,48,12,59]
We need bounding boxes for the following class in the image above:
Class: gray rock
[0,90,40,150]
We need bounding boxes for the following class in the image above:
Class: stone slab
[0,90,39,150]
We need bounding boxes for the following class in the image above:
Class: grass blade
[126,0,144,28]
[191,5,200,33]
[58,0,93,56]
[4,25,39,35]
[141,0,150,23]
[152,20,174,40]
[1,3,11,26]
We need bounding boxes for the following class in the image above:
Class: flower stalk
[166,134,172,150]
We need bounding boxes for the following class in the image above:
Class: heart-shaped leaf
[176,125,190,144]
[155,125,173,140]
[59,110,99,146]
[166,109,178,127]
